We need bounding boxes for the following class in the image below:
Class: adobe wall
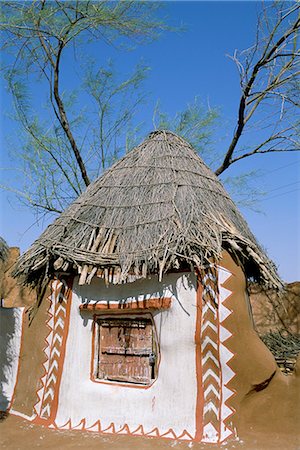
[10,287,50,417]
[217,252,279,434]
[9,251,298,443]
[219,252,299,442]
[249,282,300,334]
[0,247,36,308]
[0,307,23,411]
[0,246,36,413]
[51,273,199,438]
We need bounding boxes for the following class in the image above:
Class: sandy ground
[0,414,298,450]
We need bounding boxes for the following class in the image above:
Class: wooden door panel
[97,318,154,384]
[98,354,151,384]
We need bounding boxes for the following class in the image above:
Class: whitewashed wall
[0,307,23,411]
[55,273,198,436]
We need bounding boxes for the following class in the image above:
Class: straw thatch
[13,130,282,289]
[0,237,8,263]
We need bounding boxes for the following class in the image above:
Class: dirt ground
[0,413,298,450]
[1,328,299,450]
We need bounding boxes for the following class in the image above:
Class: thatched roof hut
[10,132,288,444]
[13,130,281,288]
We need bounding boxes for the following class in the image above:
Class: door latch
[149,352,156,366]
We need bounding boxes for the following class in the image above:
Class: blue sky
[0,1,299,282]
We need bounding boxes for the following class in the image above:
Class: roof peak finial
[148,129,177,139]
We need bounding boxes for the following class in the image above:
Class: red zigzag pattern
[34,279,71,422]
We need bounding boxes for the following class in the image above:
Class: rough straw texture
[13,130,281,288]
[0,237,8,263]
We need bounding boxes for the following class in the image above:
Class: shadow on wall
[76,271,196,328]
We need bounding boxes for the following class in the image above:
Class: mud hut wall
[0,307,23,411]
[8,251,284,442]
[219,252,279,432]
[249,282,300,334]
[0,247,36,308]
[11,292,51,416]
[55,272,198,436]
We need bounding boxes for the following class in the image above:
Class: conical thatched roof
[14,130,281,288]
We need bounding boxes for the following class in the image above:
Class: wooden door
[97,318,154,384]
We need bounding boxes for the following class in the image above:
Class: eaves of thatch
[13,130,282,289]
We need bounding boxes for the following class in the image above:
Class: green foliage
[83,59,149,175]
[222,171,266,211]
[0,1,164,45]
[153,97,219,167]
[0,0,165,213]
[152,99,267,208]
[3,60,150,213]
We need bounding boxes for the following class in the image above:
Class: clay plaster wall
[9,251,291,443]
[11,291,50,417]
[55,272,198,436]
[218,253,280,433]
[0,307,23,411]
[249,282,300,334]
[0,247,36,308]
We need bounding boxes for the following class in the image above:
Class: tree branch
[53,41,90,186]
[215,6,300,176]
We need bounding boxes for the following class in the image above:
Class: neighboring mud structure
[1,132,299,448]
[250,282,300,375]
[0,244,36,412]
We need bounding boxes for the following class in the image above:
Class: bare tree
[215,3,300,176]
